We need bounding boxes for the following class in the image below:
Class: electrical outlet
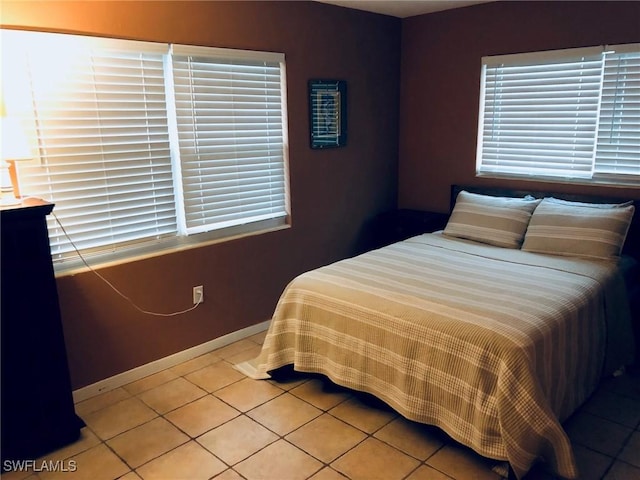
[193,285,204,305]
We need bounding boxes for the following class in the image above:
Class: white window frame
[476,43,640,186]
[1,29,290,273]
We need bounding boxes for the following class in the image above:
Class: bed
[245,185,638,479]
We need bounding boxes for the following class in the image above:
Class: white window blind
[171,45,287,234]
[477,44,640,185]
[9,31,177,261]
[595,46,640,178]
[1,29,289,268]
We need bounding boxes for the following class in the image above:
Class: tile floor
[3,331,640,480]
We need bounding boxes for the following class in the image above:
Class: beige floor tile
[224,344,262,365]
[122,369,179,396]
[285,413,366,463]
[214,339,258,360]
[185,361,245,393]
[290,377,351,410]
[37,444,130,480]
[137,377,207,414]
[618,430,640,467]
[214,378,283,412]
[247,392,322,436]
[169,352,220,376]
[583,390,640,428]
[329,396,396,434]
[565,411,633,457]
[119,473,143,480]
[425,443,501,480]
[405,465,453,480]
[74,387,131,417]
[308,467,350,480]
[165,394,240,437]
[83,397,157,440]
[373,417,445,461]
[213,469,245,479]
[135,441,227,480]
[331,437,420,480]
[197,415,278,465]
[234,440,323,480]
[106,417,189,468]
[603,460,640,480]
[572,444,613,480]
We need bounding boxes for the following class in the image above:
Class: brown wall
[399,1,640,213]
[4,0,638,390]
[1,1,401,388]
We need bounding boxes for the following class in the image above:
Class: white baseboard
[72,320,270,404]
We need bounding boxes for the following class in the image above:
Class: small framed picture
[309,79,347,149]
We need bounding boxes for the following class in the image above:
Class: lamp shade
[1,117,32,161]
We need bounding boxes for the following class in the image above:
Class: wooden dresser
[1,199,82,467]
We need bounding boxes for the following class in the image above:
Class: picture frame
[309,79,347,149]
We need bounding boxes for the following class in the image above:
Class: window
[476,44,639,186]
[1,30,289,269]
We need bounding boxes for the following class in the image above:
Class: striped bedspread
[253,233,633,479]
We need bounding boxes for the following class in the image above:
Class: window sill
[54,222,290,278]
[476,172,640,189]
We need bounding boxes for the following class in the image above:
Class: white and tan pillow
[443,191,541,248]
[545,197,634,209]
[522,198,635,260]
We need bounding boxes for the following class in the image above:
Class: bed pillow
[545,197,634,209]
[521,198,635,259]
[443,191,541,248]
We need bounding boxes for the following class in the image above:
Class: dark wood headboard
[450,185,640,259]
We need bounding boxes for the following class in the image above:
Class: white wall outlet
[193,285,204,305]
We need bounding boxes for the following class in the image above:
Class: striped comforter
[253,233,633,479]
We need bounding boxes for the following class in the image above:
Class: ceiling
[315,0,494,18]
